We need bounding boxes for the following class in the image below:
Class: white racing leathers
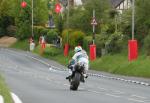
[72,50,89,72]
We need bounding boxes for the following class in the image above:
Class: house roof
[110,0,124,8]
[72,0,125,8]
[81,0,125,8]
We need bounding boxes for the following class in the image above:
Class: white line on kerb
[11,92,23,103]
[0,95,4,103]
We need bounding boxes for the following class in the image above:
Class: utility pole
[132,0,135,40]
[64,0,70,57]
[93,10,95,44]
[67,0,70,44]
[32,0,34,37]
[91,9,97,44]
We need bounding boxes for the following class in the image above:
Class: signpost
[91,10,97,44]
[90,10,97,61]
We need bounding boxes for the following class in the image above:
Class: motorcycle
[67,63,86,91]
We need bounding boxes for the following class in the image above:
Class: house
[66,0,132,13]
[110,0,132,13]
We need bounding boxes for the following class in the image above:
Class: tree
[33,0,49,25]
[135,0,150,45]
[0,0,15,36]
[63,0,111,34]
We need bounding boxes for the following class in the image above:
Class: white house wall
[116,0,131,13]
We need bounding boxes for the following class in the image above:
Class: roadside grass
[0,75,13,103]
[90,54,150,78]
[11,40,150,78]
[34,45,71,66]
[10,39,30,51]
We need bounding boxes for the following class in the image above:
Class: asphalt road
[0,48,150,103]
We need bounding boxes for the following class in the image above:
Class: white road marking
[113,90,125,94]
[30,56,50,66]
[105,93,121,98]
[0,95,4,103]
[11,92,23,103]
[63,84,70,86]
[128,98,146,103]
[131,94,147,99]
[49,68,56,72]
[88,90,101,94]
[98,87,107,91]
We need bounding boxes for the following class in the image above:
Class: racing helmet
[74,46,82,53]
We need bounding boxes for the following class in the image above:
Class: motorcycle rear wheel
[70,72,81,90]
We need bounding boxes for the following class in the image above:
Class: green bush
[144,31,150,55]
[95,34,108,56]
[6,25,16,37]
[45,29,58,44]
[62,29,85,48]
[33,26,58,42]
[83,36,92,51]
[16,21,31,40]
[0,16,14,36]
[70,31,85,48]
[61,29,73,47]
[15,7,32,40]
[33,26,45,40]
[44,46,62,56]
[0,28,5,37]
[106,32,125,53]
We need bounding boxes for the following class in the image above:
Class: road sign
[91,17,97,26]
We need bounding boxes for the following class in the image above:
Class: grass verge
[90,54,150,78]
[10,39,30,51]
[0,75,13,103]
